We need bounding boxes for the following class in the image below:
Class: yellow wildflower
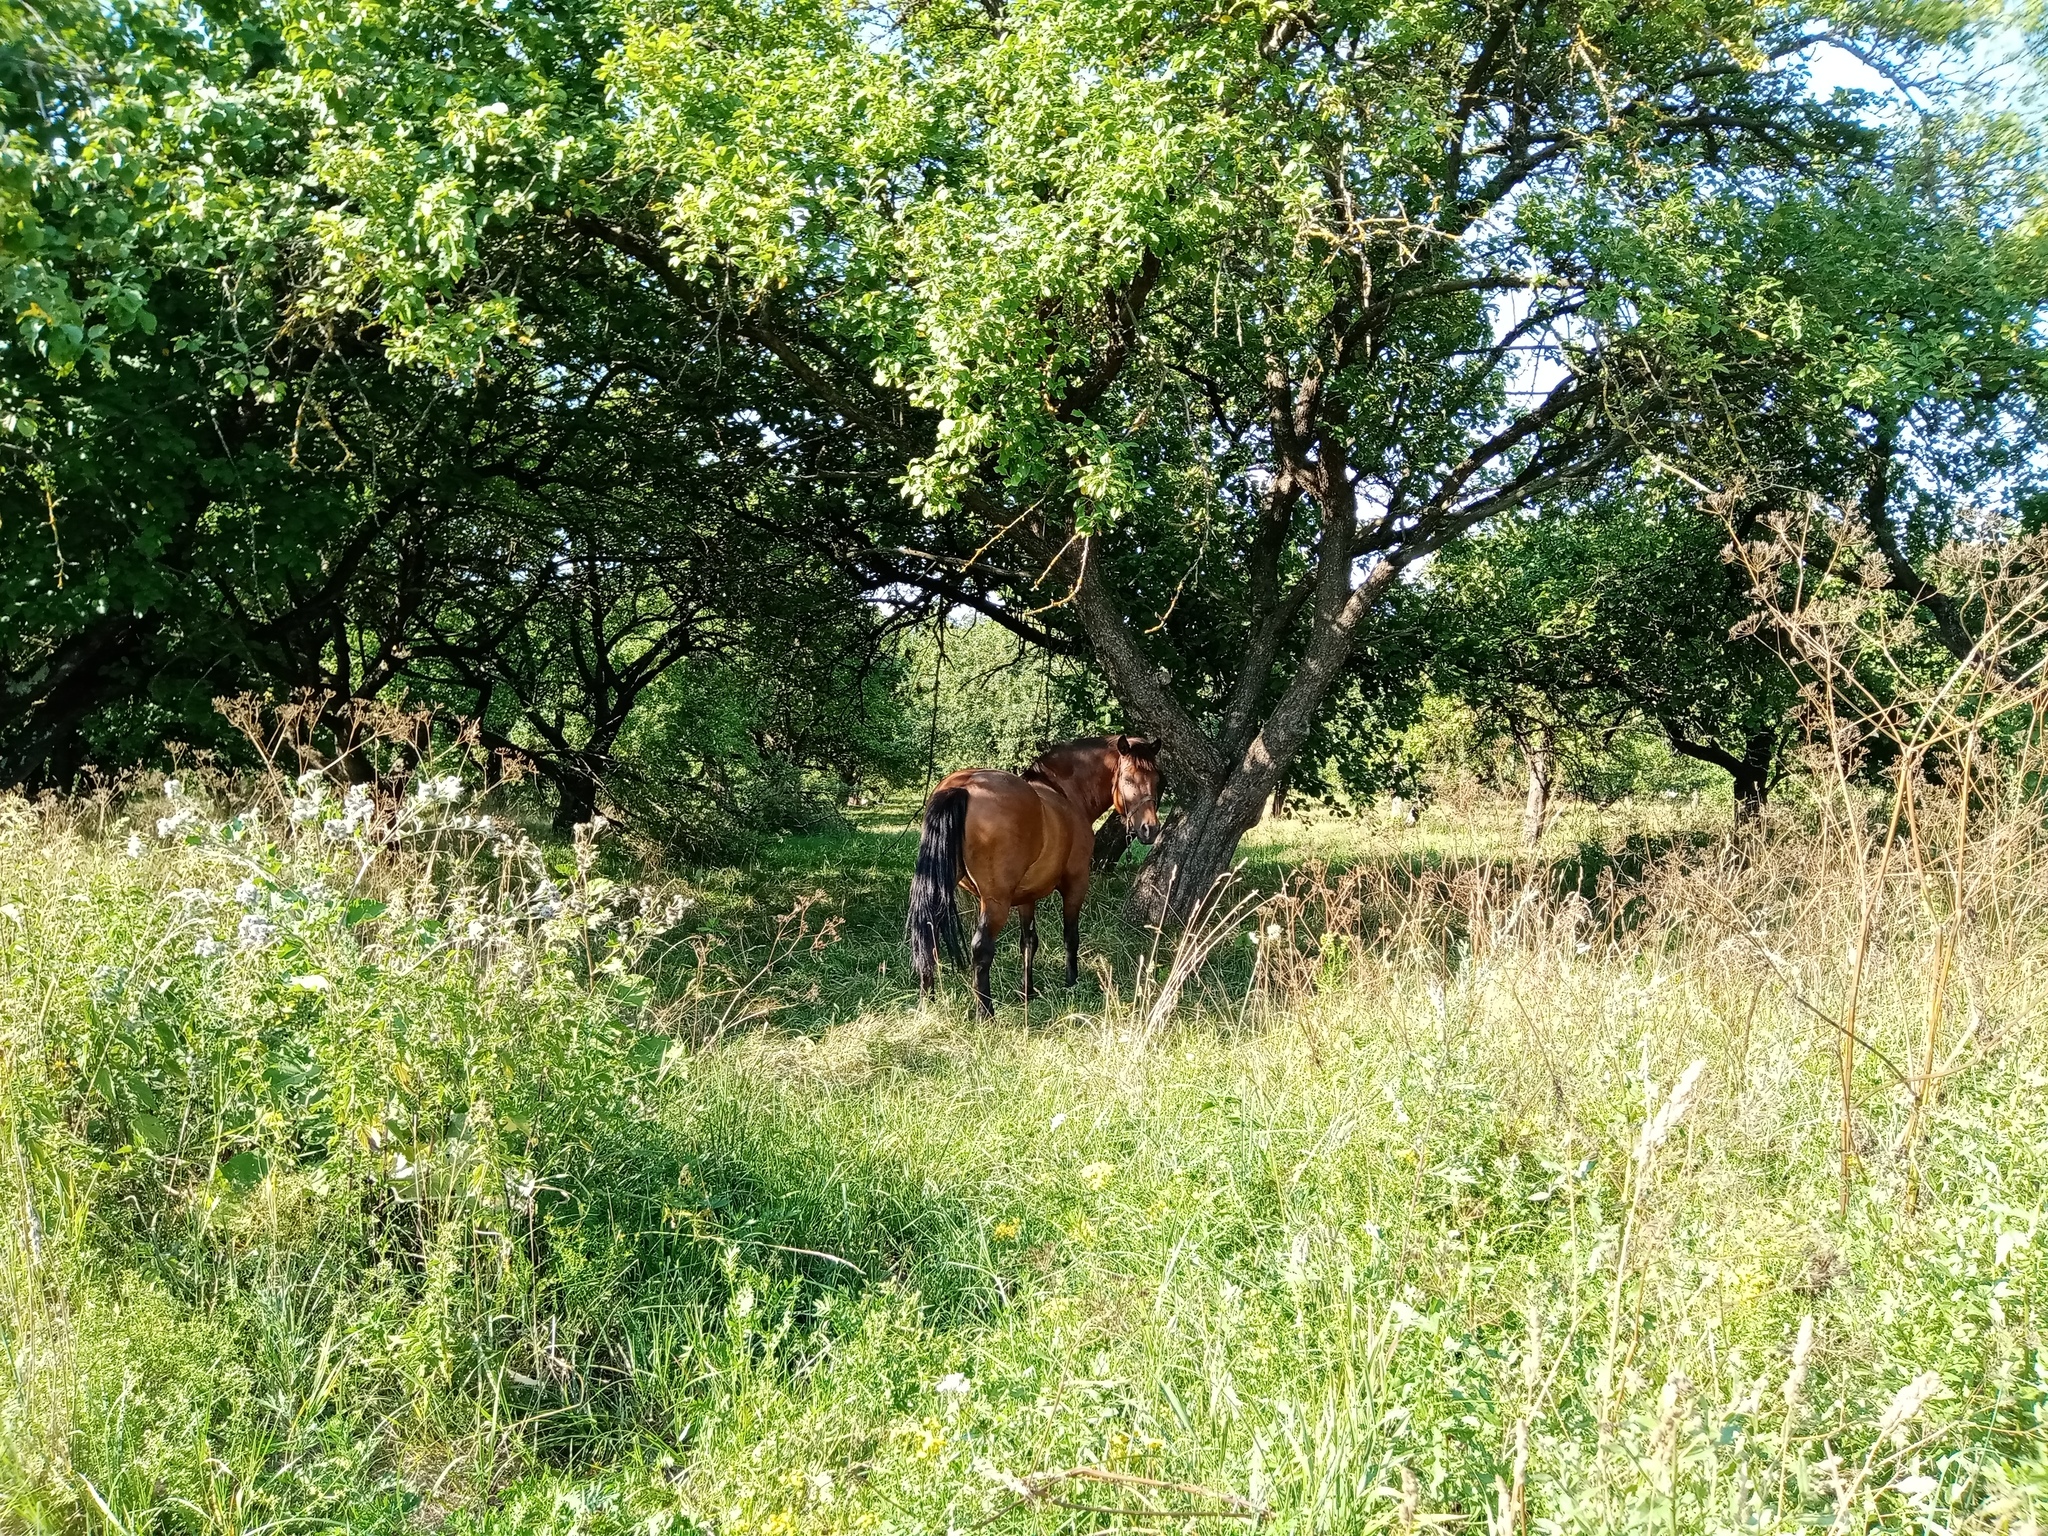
[992,1218,1021,1240]
[893,1416,947,1458]
[1079,1161,1114,1191]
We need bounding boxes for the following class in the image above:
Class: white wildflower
[1781,1314,1816,1407]
[236,912,274,950]
[413,773,465,807]
[1876,1371,1945,1449]
[505,1168,539,1215]
[934,1372,972,1403]
[324,783,375,841]
[289,770,327,820]
[162,777,183,799]
[193,937,224,958]
[1636,1058,1706,1163]
[1281,1231,1311,1287]
[234,878,262,908]
[124,833,143,858]
[156,809,197,839]
[1896,1474,1938,1505]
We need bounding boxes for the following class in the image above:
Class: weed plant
[1,764,2044,1534]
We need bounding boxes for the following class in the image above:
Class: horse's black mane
[1019,735,1114,784]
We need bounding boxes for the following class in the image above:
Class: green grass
[2,785,2044,1533]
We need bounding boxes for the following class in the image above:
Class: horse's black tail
[908,786,968,991]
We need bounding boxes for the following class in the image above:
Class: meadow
[1,773,2043,1535]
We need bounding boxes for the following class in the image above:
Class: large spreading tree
[280,0,1971,911]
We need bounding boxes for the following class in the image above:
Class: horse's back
[939,769,1088,904]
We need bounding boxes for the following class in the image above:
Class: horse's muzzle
[1132,822,1159,845]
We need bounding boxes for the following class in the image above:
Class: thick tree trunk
[551,768,601,833]
[1090,814,1130,872]
[1666,723,1777,825]
[1731,730,1774,822]
[1268,773,1291,820]
[1521,729,1554,846]
[1058,526,1401,925]
[1129,791,1262,925]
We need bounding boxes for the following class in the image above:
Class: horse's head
[1113,735,1163,844]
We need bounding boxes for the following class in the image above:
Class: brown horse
[907,735,1162,1015]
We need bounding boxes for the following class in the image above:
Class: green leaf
[220,1151,270,1189]
[343,899,387,927]
[130,1111,170,1150]
[613,974,656,1017]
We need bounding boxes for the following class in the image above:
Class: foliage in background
[893,618,1118,782]
[611,629,919,859]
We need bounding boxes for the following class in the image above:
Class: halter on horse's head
[1021,734,1163,841]
[1109,735,1163,844]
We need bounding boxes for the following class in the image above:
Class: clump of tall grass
[1,665,2046,1533]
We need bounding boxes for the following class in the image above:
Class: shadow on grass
[640,809,1727,1037]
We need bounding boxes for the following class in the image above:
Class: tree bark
[1731,730,1774,821]
[1521,728,1555,846]
[1130,785,1268,926]
[1090,814,1130,872]
[1858,421,1982,668]
[1121,562,1397,922]
[550,762,602,833]
[1666,724,1777,823]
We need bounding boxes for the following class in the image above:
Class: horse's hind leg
[970,898,1010,1018]
[1019,902,1039,1002]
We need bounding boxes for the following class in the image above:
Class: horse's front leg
[970,899,1010,1018]
[1018,902,1039,1002]
[1058,881,1085,987]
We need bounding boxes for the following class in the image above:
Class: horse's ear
[1115,734,1131,754]
[1132,738,1160,762]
